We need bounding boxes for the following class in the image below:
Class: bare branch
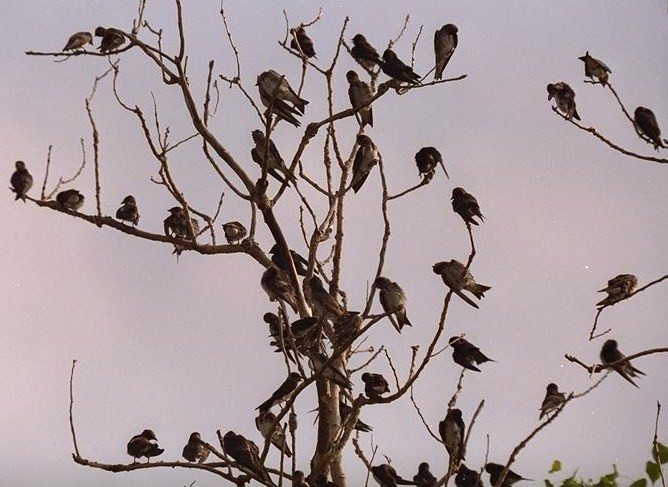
[565,347,668,375]
[69,359,80,459]
[653,401,666,487]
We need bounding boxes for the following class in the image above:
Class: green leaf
[652,442,668,464]
[549,460,563,474]
[646,461,661,484]
[629,479,648,487]
[544,480,554,487]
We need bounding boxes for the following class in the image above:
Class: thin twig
[654,401,666,487]
[69,359,80,459]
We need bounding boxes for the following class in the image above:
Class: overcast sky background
[2,1,668,486]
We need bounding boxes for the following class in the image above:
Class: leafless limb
[69,359,80,458]
[40,145,53,200]
[565,347,668,375]
[219,2,241,82]
[447,369,466,409]
[387,14,410,49]
[409,386,440,443]
[43,141,87,201]
[653,401,666,487]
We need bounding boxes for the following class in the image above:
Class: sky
[2,1,668,486]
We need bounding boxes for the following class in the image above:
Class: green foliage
[645,461,660,484]
[653,442,668,464]
[550,460,563,474]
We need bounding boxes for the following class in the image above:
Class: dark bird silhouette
[290,316,321,352]
[269,244,310,276]
[94,27,125,53]
[451,187,484,226]
[485,463,530,487]
[127,429,164,463]
[223,221,247,244]
[339,400,373,432]
[440,408,465,472]
[257,70,308,127]
[434,24,458,80]
[116,195,139,226]
[182,432,210,463]
[264,312,295,361]
[382,49,421,85]
[256,371,302,412]
[255,410,293,457]
[361,372,390,399]
[63,31,92,51]
[539,383,566,419]
[413,462,437,487]
[547,82,580,120]
[596,273,637,308]
[223,431,271,481]
[56,189,84,211]
[634,106,665,150]
[251,129,296,185]
[333,311,362,346]
[10,160,32,201]
[350,34,383,70]
[455,463,483,487]
[371,464,415,487]
[415,147,448,181]
[374,276,412,333]
[433,260,491,309]
[308,348,352,389]
[600,339,645,388]
[346,70,374,128]
[293,470,310,487]
[305,276,345,319]
[351,134,380,193]
[261,266,300,313]
[449,336,495,372]
[163,206,199,240]
[290,26,316,58]
[579,51,611,84]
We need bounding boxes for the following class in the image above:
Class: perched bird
[451,187,484,226]
[434,24,458,80]
[455,463,483,487]
[547,82,581,120]
[290,316,321,352]
[264,312,295,361]
[251,129,296,185]
[182,432,210,463]
[382,49,421,85]
[374,276,412,333]
[333,311,362,346]
[56,189,84,211]
[350,134,380,193]
[127,429,164,463]
[361,372,390,399]
[485,463,530,487]
[116,195,139,226]
[305,276,345,320]
[10,160,33,201]
[255,411,293,457]
[596,273,638,308]
[350,34,383,70]
[62,31,92,51]
[293,470,310,487]
[256,371,303,412]
[634,106,665,150]
[308,348,353,390]
[261,266,300,313]
[223,221,247,244]
[600,339,645,388]
[222,431,270,481]
[433,260,491,309]
[440,408,465,472]
[578,51,611,84]
[257,70,308,127]
[290,26,316,58]
[269,244,310,276]
[413,462,437,487]
[346,70,374,128]
[539,383,566,420]
[449,336,495,372]
[94,26,125,53]
[415,147,448,181]
[371,464,415,487]
[339,400,373,432]
[163,207,198,240]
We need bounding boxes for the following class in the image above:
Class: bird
[290,26,316,58]
[539,383,566,419]
[308,348,353,390]
[485,463,530,487]
[305,276,345,320]
[56,189,84,211]
[339,400,373,432]
[449,336,495,372]
[547,82,581,120]
[293,470,310,487]
[371,464,415,487]
[222,431,271,481]
[163,206,199,240]
[257,70,308,127]
[451,187,484,226]
[290,316,321,352]
[413,462,437,487]
[382,49,421,85]
[361,372,390,399]
[415,147,448,181]
[255,411,293,457]
[223,221,247,244]
[455,464,483,487]
[182,432,210,463]
[62,31,92,51]
[261,266,300,313]
[264,312,295,361]
[256,371,303,412]
[578,51,611,84]
[374,276,412,333]
[596,273,638,307]
[116,195,139,226]
[269,244,310,276]
[10,160,33,201]
[333,311,362,346]
[600,339,645,388]
[251,130,296,186]
[94,27,125,53]
[350,134,380,193]
[346,70,374,128]
[432,260,491,309]
[440,408,465,472]
[350,34,383,70]
[634,106,665,150]
[127,429,164,463]
[434,24,458,80]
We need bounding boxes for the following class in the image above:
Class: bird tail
[469,283,491,299]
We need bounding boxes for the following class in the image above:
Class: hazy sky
[2,1,668,486]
